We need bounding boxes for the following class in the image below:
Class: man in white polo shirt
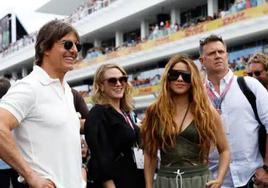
[0,20,83,188]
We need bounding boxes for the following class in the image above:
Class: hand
[206,178,223,188]
[26,172,56,188]
[255,167,268,187]
[255,184,266,188]
[80,119,86,132]
[28,178,55,188]
[81,167,87,182]
[103,180,116,188]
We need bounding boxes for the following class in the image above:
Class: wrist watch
[263,164,268,173]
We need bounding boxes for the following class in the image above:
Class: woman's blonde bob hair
[91,63,134,112]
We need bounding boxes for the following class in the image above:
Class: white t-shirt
[0,66,83,188]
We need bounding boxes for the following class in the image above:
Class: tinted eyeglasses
[247,70,263,77]
[103,76,128,85]
[60,40,81,52]
[168,69,191,83]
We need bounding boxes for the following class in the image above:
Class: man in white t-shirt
[0,20,83,188]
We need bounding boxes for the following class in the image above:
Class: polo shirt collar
[33,65,66,86]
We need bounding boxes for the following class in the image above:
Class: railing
[0,0,118,57]
[74,3,268,70]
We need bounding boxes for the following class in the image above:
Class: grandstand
[1,0,268,115]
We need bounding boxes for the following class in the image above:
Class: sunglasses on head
[247,70,263,77]
[168,69,191,83]
[60,40,81,52]
[103,76,128,85]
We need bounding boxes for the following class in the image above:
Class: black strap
[237,77,263,126]
[237,76,266,158]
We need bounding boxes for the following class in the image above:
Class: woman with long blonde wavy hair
[141,55,229,188]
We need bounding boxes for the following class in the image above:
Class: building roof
[37,0,87,15]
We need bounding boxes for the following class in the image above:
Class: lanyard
[206,76,234,114]
[122,112,134,130]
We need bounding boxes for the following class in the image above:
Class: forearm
[144,153,157,188]
[0,126,34,182]
[216,150,230,182]
[254,136,268,186]
[264,135,268,165]
[103,179,116,188]
[80,119,85,134]
[213,110,230,183]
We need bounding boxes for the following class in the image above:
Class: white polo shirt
[0,66,83,188]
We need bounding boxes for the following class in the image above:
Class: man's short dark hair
[35,20,80,66]
[199,34,226,55]
[0,78,11,98]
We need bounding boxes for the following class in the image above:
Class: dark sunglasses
[168,69,191,83]
[247,70,264,77]
[60,40,81,52]
[103,76,128,85]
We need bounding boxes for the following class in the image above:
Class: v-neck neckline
[178,120,194,135]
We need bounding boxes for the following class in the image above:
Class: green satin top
[160,121,204,168]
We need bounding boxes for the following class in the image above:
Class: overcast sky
[0,0,64,33]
